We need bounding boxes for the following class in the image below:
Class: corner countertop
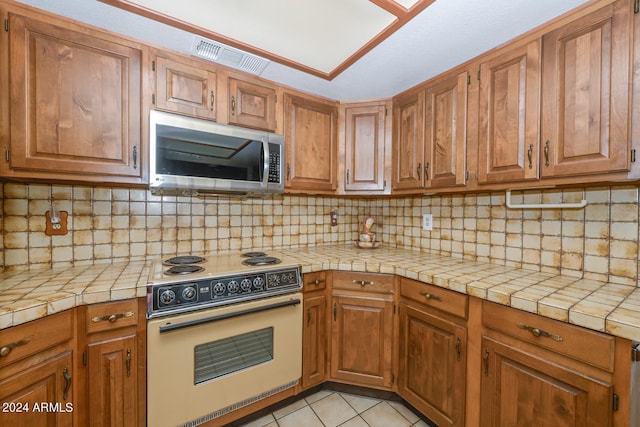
[1,245,639,343]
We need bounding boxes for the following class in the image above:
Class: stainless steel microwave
[149,110,284,195]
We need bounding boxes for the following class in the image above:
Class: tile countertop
[1,244,639,343]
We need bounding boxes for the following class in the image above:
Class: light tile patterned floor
[239,389,431,427]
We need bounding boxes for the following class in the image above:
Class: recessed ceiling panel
[127,0,396,73]
[394,0,420,9]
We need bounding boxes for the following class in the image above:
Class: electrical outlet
[422,214,433,231]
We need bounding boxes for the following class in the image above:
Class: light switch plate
[422,214,433,231]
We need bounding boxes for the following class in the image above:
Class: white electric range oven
[146,252,302,427]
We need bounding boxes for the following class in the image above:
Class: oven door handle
[158,298,301,333]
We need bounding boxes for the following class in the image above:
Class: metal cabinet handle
[333,303,337,321]
[455,337,461,361]
[424,162,430,180]
[483,349,490,376]
[346,169,350,184]
[231,96,236,115]
[352,280,374,286]
[517,322,563,342]
[527,144,533,169]
[126,349,132,377]
[307,308,312,325]
[132,146,138,169]
[63,368,72,401]
[210,91,215,111]
[0,337,31,358]
[307,279,325,286]
[418,291,441,301]
[287,163,291,180]
[91,311,134,324]
[544,140,550,167]
[417,162,422,180]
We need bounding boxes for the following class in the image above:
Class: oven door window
[194,327,274,384]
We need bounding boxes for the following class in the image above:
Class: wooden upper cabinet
[343,102,388,193]
[541,0,631,178]
[228,78,277,131]
[4,11,145,184]
[478,40,541,184]
[154,54,217,120]
[392,90,425,191]
[284,93,338,192]
[424,71,468,188]
[393,70,468,192]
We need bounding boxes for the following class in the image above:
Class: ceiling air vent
[191,36,270,76]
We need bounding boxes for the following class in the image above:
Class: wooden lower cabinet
[398,278,467,427]
[398,303,466,427]
[480,335,612,427]
[0,351,74,427]
[0,310,75,427]
[479,300,623,427]
[78,299,145,427]
[301,271,329,390]
[86,335,138,427]
[330,293,395,389]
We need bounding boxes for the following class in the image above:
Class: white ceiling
[122,0,418,74]
[16,0,590,102]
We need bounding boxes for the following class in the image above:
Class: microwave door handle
[262,140,270,186]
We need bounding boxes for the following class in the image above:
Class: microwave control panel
[268,145,281,183]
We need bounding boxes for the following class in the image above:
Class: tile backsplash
[1,183,639,286]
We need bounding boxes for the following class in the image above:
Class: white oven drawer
[147,292,302,427]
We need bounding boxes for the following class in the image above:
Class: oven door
[147,293,302,427]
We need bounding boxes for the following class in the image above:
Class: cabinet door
[7,12,143,183]
[398,303,466,427]
[344,103,387,192]
[392,90,424,191]
[87,334,137,427]
[228,78,277,131]
[302,294,327,390]
[424,71,468,188]
[0,351,73,427]
[331,294,394,389]
[155,56,216,120]
[541,0,631,178]
[478,40,541,184]
[480,336,612,427]
[284,93,338,192]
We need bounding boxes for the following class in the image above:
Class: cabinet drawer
[332,271,394,294]
[86,299,138,334]
[483,301,615,372]
[0,310,73,367]
[400,278,468,319]
[303,271,327,292]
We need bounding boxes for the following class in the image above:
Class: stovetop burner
[164,255,206,265]
[165,264,205,275]
[241,256,281,266]
[242,251,267,258]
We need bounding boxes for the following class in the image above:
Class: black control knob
[213,282,225,295]
[228,280,239,293]
[182,286,197,301]
[240,278,252,291]
[159,289,176,305]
